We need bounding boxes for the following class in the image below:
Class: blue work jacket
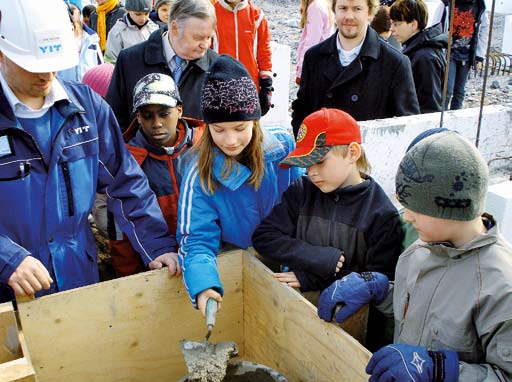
[0,80,174,301]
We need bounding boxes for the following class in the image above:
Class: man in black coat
[390,0,447,113]
[106,0,218,131]
[291,0,419,137]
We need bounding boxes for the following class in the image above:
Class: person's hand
[149,252,181,276]
[366,344,459,382]
[8,256,53,297]
[273,271,301,288]
[197,289,222,317]
[317,271,388,323]
[335,254,345,275]
[475,61,483,71]
[258,76,273,116]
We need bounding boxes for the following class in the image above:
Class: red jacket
[108,117,204,276]
[213,0,272,89]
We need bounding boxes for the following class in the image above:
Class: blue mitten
[366,344,459,382]
[317,272,388,323]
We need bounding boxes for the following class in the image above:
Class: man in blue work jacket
[0,0,181,302]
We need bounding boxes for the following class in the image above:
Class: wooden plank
[243,252,371,382]
[0,357,37,382]
[0,303,22,363]
[16,251,244,382]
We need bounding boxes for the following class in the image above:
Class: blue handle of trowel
[206,298,218,328]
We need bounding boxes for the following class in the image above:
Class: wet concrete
[180,340,239,382]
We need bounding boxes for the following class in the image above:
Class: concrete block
[260,42,291,129]
[360,105,512,197]
[503,16,512,55]
[486,181,512,244]
[484,0,512,14]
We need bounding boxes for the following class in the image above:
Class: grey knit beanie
[395,131,488,221]
[125,0,151,11]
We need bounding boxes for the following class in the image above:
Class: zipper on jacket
[61,162,75,216]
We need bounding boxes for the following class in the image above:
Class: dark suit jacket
[106,28,218,131]
[291,27,420,136]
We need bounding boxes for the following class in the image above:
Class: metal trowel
[179,298,238,382]
[204,298,218,345]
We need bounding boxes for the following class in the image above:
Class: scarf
[97,0,119,52]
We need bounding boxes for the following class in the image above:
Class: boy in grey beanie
[318,130,512,382]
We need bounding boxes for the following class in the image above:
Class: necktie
[173,55,183,83]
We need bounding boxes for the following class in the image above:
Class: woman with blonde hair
[177,55,301,316]
[296,0,334,84]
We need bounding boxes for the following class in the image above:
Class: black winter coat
[252,176,403,292]
[106,28,218,131]
[402,23,447,113]
[291,27,419,136]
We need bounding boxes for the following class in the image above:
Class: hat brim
[279,146,330,169]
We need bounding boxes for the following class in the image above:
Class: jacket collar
[419,215,499,258]
[319,27,380,60]
[218,0,249,11]
[144,27,212,73]
[127,118,196,156]
[322,27,380,89]
[402,23,447,55]
[212,128,286,191]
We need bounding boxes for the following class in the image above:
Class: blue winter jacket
[177,126,302,306]
[0,80,175,302]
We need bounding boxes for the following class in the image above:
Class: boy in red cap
[252,108,402,350]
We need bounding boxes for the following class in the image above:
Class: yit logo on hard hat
[36,31,64,58]
[39,45,62,54]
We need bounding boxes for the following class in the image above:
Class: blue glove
[317,272,388,323]
[366,344,459,382]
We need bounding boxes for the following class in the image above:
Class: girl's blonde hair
[300,0,334,29]
[197,121,265,194]
[330,144,371,176]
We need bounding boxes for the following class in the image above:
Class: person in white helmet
[0,0,181,303]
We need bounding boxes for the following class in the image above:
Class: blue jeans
[445,58,471,110]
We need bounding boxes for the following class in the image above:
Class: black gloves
[258,76,274,116]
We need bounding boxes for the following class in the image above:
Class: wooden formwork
[0,250,371,382]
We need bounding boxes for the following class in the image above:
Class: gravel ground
[252,0,512,110]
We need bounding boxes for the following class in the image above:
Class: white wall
[260,42,291,127]
[360,105,512,197]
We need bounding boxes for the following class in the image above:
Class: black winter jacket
[291,27,419,136]
[402,23,447,113]
[252,176,403,292]
[106,28,218,130]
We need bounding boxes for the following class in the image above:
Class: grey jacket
[379,217,512,381]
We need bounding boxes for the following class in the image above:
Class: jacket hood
[402,23,448,55]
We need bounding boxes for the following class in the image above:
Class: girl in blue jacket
[177,55,300,315]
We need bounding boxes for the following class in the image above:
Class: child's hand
[197,289,222,317]
[335,254,345,275]
[273,271,301,288]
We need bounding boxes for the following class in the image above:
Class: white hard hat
[0,0,78,73]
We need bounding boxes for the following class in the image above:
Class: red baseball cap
[281,108,362,168]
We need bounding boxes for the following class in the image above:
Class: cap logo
[296,124,307,143]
